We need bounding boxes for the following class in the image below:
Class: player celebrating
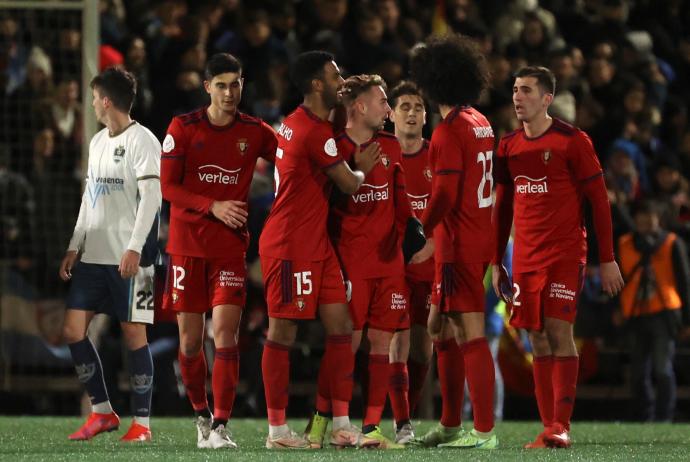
[387,81,432,444]
[492,66,624,448]
[409,34,498,449]
[326,74,417,448]
[259,51,381,449]
[60,67,161,442]
[161,53,278,449]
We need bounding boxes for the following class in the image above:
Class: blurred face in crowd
[358,16,384,45]
[655,166,680,193]
[33,128,55,158]
[205,71,243,115]
[316,0,347,29]
[353,85,391,132]
[634,211,660,235]
[513,76,553,123]
[390,94,425,139]
[126,37,147,68]
[244,18,271,47]
[56,79,79,108]
[377,0,400,30]
[552,55,576,84]
[522,17,545,47]
[318,61,345,109]
[588,58,615,87]
[623,87,646,115]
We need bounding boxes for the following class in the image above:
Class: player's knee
[179,336,204,356]
[62,323,85,344]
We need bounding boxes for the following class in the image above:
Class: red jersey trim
[202,109,239,132]
[299,104,327,123]
[321,158,344,170]
[402,139,429,157]
[579,171,604,183]
[435,169,462,175]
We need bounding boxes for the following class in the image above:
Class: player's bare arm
[491,263,513,303]
[210,200,248,229]
[119,249,141,279]
[600,261,624,296]
[326,143,380,194]
[59,250,79,281]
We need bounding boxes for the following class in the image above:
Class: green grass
[0,418,689,461]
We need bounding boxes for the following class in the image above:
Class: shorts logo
[237,138,249,155]
[391,292,407,310]
[162,134,175,153]
[549,282,575,301]
[296,298,306,311]
[424,166,432,182]
[130,374,153,394]
[425,294,432,310]
[172,291,179,304]
[219,270,244,288]
[75,363,96,383]
[542,150,551,164]
[113,145,125,163]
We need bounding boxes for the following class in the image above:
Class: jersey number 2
[476,150,493,208]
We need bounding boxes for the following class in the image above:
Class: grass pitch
[0,418,688,461]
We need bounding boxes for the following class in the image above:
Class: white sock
[269,424,289,438]
[332,416,350,431]
[134,416,150,428]
[92,401,113,414]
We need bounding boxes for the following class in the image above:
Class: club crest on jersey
[381,154,390,168]
[542,150,551,164]
[237,138,249,155]
[296,298,305,311]
[113,145,125,163]
[172,292,179,304]
[424,166,432,182]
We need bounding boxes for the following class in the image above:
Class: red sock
[435,339,464,428]
[212,346,239,421]
[326,335,354,417]
[363,354,390,427]
[407,359,429,415]
[463,337,495,433]
[553,356,578,431]
[533,355,554,429]
[262,340,290,426]
[389,362,410,424]
[178,350,208,412]
[316,355,331,415]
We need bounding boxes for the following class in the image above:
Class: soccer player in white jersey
[59,67,162,442]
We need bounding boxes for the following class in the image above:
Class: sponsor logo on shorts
[172,291,179,304]
[296,297,306,311]
[549,282,575,301]
[219,270,244,288]
[391,292,407,310]
[198,164,241,184]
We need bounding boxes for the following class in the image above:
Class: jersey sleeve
[132,130,161,179]
[307,124,343,169]
[162,117,187,160]
[431,124,463,175]
[259,120,278,162]
[568,130,603,182]
[493,137,512,185]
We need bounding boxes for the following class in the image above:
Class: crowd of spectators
[1,0,690,417]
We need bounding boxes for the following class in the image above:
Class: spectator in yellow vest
[616,200,690,422]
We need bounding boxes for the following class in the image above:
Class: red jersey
[401,139,434,282]
[429,106,494,263]
[329,131,408,279]
[161,108,277,259]
[494,118,604,273]
[259,105,344,261]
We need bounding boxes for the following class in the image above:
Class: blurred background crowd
[1,0,690,421]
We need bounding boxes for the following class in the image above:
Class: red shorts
[431,262,487,313]
[162,255,246,313]
[509,261,585,331]
[406,277,432,327]
[348,274,409,332]
[261,248,347,320]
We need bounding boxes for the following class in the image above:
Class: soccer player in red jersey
[325,74,414,448]
[258,51,381,449]
[387,81,432,444]
[409,34,499,449]
[492,66,624,448]
[160,53,278,449]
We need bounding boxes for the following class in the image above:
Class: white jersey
[69,122,161,265]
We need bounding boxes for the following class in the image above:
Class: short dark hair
[632,199,660,218]
[204,53,242,81]
[90,67,137,113]
[339,74,386,107]
[388,80,423,109]
[514,66,556,95]
[409,34,489,106]
[291,50,335,95]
